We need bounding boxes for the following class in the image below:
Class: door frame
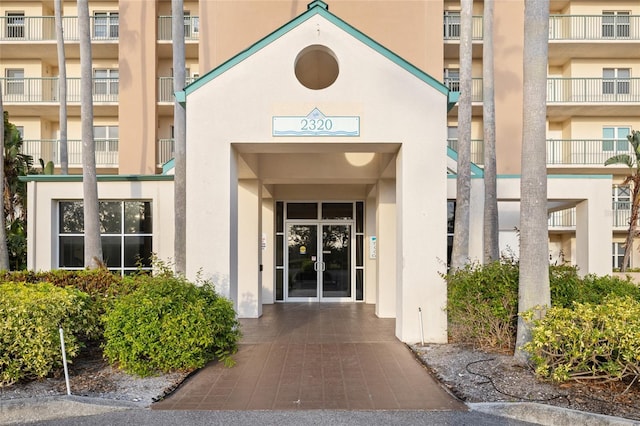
[284,220,356,302]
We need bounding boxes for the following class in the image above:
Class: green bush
[102,274,240,377]
[0,282,99,386]
[446,260,519,350]
[523,296,640,383]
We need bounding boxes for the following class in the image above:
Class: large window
[58,200,152,275]
[5,12,24,38]
[602,126,630,152]
[603,68,630,95]
[93,69,119,97]
[93,12,119,39]
[4,69,24,96]
[602,11,630,38]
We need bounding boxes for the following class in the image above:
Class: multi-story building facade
[1,1,636,340]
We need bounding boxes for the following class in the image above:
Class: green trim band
[19,175,174,183]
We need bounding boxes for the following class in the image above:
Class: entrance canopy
[181,1,453,343]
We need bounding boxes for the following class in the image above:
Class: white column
[365,190,377,304]
[375,179,396,317]
[575,186,611,276]
[237,179,262,318]
[396,146,448,343]
[468,179,485,262]
[261,197,275,304]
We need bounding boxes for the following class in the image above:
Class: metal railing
[446,139,485,165]
[547,77,640,103]
[157,139,175,166]
[546,139,633,165]
[549,14,640,40]
[443,15,483,40]
[158,77,196,102]
[21,139,119,167]
[0,15,119,41]
[0,77,118,103]
[548,205,633,228]
[444,78,483,102]
[157,16,200,41]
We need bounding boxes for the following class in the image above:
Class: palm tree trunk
[78,0,103,269]
[55,0,68,174]
[172,0,186,274]
[451,0,473,271]
[0,86,10,270]
[515,0,551,362]
[621,176,640,272]
[482,0,499,263]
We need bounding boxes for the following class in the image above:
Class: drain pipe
[418,307,424,346]
[59,327,71,395]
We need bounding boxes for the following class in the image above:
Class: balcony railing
[443,15,483,40]
[447,139,485,165]
[157,139,175,166]
[158,77,196,102]
[549,206,634,228]
[0,16,118,41]
[546,139,634,166]
[444,78,483,102]
[549,14,640,40]
[21,139,119,168]
[547,78,640,103]
[0,77,118,103]
[157,16,200,41]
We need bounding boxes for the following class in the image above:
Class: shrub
[446,260,519,350]
[102,274,240,377]
[523,296,640,384]
[0,282,99,386]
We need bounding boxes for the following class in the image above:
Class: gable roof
[177,0,456,106]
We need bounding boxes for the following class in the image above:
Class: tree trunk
[482,0,499,263]
[621,176,640,272]
[55,0,68,174]
[515,0,551,362]
[0,86,10,270]
[451,0,473,271]
[78,0,103,269]
[173,0,186,274]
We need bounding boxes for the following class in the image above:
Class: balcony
[158,77,196,103]
[0,16,119,41]
[157,139,175,166]
[444,78,484,103]
[447,139,485,165]
[157,16,200,41]
[548,205,633,229]
[21,139,119,168]
[546,139,634,166]
[547,78,640,103]
[549,14,640,41]
[0,77,118,103]
[443,15,483,40]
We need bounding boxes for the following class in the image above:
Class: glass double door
[287,223,352,301]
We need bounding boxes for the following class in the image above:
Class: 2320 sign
[300,118,333,131]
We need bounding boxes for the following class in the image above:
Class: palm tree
[515,0,551,362]
[55,0,68,174]
[605,130,640,272]
[0,88,9,270]
[173,0,186,274]
[78,0,103,269]
[451,0,473,270]
[482,0,499,263]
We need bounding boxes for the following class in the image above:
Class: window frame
[443,11,460,39]
[602,68,631,95]
[58,200,153,275]
[602,126,631,152]
[602,11,630,39]
[4,68,25,96]
[93,11,119,39]
[93,68,119,98]
[612,242,630,270]
[5,12,25,39]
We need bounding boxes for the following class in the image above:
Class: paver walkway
[152,303,466,411]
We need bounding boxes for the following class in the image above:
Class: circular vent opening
[294,45,339,90]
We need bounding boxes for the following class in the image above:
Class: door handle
[314,261,319,271]
[320,262,326,271]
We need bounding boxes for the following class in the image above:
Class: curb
[0,395,140,425]
[469,402,640,426]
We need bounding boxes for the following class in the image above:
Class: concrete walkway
[152,303,466,411]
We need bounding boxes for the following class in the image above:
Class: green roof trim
[447,91,460,111]
[447,146,484,178]
[19,174,174,183]
[162,158,175,174]
[184,1,449,98]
